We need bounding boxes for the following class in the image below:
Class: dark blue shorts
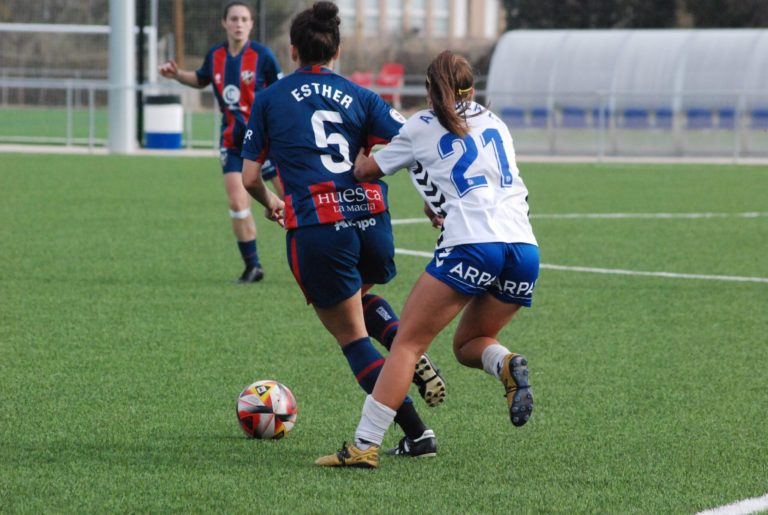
[286,213,396,308]
[425,242,540,307]
[220,148,276,180]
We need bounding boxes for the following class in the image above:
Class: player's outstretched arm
[158,60,204,89]
[242,159,285,226]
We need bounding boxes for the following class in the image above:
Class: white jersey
[373,102,537,249]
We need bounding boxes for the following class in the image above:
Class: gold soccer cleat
[500,353,533,427]
[315,442,380,469]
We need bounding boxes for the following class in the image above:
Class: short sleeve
[363,91,405,147]
[262,48,282,85]
[195,51,212,87]
[241,95,269,163]
[372,125,416,176]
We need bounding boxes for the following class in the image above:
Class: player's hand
[353,151,384,182]
[159,60,179,79]
[264,197,285,227]
[423,202,444,229]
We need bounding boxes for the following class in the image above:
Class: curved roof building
[486,30,768,157]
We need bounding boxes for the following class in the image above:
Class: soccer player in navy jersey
[316,51,539,468]
[159,1,281,284]
[240,1,445,458]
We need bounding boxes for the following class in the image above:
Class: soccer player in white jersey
[316,50,539,468]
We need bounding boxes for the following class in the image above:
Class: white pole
[108,0,136,154]
[149,0,159,84]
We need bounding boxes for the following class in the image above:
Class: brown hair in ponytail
[425,50,475,137]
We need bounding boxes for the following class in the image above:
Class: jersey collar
[296,65,334,74]
[227,40,251,57]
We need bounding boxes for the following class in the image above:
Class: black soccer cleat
[413,354,446,407]
[500,353,533,427]
[386,429,437,458]
[237,266,264,284]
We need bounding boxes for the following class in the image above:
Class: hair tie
[457,86,472,95]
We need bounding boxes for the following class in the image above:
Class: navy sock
[362,294,400,350]
[341,337,414,408]
[237,240,260,268]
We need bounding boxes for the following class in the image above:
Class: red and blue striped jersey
[196,40,281,151]
[241,66,405,229]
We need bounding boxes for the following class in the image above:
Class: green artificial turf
[1,154,766,513]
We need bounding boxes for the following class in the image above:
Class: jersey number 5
[312,110,351,174]
[438,128,513,197]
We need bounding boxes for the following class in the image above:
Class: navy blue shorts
[425,242,540,307]
[220,148,277,180]
[286,213,396,308]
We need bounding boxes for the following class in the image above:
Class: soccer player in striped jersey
[316,51,540,468]
[159,1,282,284]
[241,1,443,458]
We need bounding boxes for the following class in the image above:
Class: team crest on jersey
[241,70,254,84]
[223,84,241,106]
[390,108,406,124]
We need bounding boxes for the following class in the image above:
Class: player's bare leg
[371,273,467,411]
[361,285,447,407]
[455,294,532,427]
[224,173,262,283]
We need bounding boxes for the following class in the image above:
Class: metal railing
[2,77,767,159]
[0,78,220,150]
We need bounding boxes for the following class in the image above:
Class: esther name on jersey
[290,82,354,109]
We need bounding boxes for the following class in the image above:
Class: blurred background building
[1,0,767,157]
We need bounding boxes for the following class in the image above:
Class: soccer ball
[236,380,297,439]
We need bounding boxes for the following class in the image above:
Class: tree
[502,0,679,29]
[502,0,768,29]
[685,0,768,27]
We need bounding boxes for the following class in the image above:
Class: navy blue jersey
[196,40,281,151]
[241,65,405,229]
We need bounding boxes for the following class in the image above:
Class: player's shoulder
[466,104,507,129]
[330,75,375,100]
[324,73,386,107]
[405,108,439,129]
[248,40,277,57]
[207,42,228,55]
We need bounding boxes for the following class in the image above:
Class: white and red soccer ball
[236,380,297,439]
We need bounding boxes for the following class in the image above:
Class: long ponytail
[426,50,475,137]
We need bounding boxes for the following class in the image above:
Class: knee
[229,207,252,220]
[228,194,250,211]
[392,335,430,360]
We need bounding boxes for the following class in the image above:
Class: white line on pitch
[394,249,768,284]
[695,493,768,515]
[540,264,768,283]
[532,212,768,220]
[391,212,768,225]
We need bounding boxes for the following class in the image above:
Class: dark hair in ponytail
[290,1,341,65]
[426,50,475,137]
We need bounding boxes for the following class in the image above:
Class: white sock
[354,395,396,449]
[481,343,511,379]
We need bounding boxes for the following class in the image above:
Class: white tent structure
[486,30,768,158]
